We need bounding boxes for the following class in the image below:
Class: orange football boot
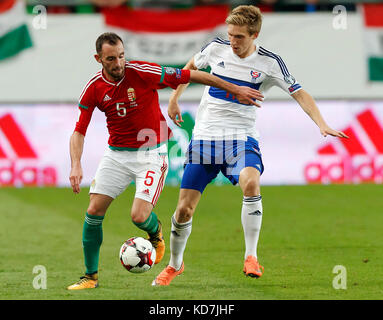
[243,255,264,278]
[148,220,165,264]
[152,262,184,286]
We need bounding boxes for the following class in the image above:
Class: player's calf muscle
[175,189,201,222]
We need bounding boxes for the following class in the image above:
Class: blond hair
[225,5,262,35]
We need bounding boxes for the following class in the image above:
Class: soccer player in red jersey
[67,32,264,289]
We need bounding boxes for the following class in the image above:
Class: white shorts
[89,144,168,206]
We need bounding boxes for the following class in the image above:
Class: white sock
[241,195,263,259]
[169,212,192,270]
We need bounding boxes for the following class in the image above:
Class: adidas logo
[171,230,180,237]
[249,210,262,216]
[305,108,383,183]
[141,189,150,195]
[103,94,111,102]
[0,113,37,159]
[0,113,57,186]
[217,61,225,68]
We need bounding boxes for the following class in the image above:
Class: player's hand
[234,86,264,107]
[168,100,183,127]
[69,166,83,194]
[320,126,349,138]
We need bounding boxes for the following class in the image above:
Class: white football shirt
[192,38,302,141]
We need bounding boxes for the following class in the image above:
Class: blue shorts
[181,137,264,193]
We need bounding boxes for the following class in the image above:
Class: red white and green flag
[361,3,383,81]
[0,0,32,61]
[102,5,229,68]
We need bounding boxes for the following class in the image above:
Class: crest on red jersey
[127,88,136,102]
[127,87,138,108]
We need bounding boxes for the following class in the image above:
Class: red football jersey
[75,61,190,149]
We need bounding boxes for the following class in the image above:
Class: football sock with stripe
[133,211,159,235]
[82,212,104,275]
[241,195,263,259]
[169,212,192,271]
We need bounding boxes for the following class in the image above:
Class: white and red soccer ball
[119,237,156,273]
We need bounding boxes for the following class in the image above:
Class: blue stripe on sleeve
[208,73,261,105]
[258,47,290,77]
[201,37,230,52]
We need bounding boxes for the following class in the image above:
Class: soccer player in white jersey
[152,5,348,286]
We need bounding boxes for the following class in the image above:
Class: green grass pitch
[0,184,382,300]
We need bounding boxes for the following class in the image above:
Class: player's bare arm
[292,89,349,139]
[168,58,197,127]
[168,57,264,127]
[69,131,85,194]
[189,70,263,107]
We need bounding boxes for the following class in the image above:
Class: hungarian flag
[0,0,32,61]
[361,3,383,81]
[102,5,229,68]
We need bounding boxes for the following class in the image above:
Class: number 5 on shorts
[144,171,155,186]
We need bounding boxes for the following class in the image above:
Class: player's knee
[87,205,106,217]
[131,209,147,224]
[176,204,194,223]
[130,200,153,223]
[242,178,260,196]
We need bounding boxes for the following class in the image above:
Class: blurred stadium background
[0,0,383,300]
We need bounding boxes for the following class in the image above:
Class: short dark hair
[95,32,123,55]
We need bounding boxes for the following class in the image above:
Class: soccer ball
[119,237,156,273]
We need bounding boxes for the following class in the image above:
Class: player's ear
[252,32,259,40]
[94,54,102,64]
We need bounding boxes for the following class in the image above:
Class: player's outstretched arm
[292,89,349,138]
[168,58,197,127]
[69,131,85,194]
[189,70,264,107]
